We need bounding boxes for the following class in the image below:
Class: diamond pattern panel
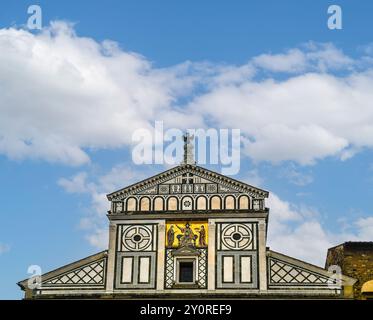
[164,248,207,289]
[269,258,329,285]
[44,259,105,286]
[165,249,174,289]
[197,249,207,288]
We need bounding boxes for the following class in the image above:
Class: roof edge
[267,249,357,284]
[107,164,269,200]
[17,250,108,290]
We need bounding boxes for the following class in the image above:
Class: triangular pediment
[107,164,268,201]
[17,251,108,290]
[267,250,357,288]
[172,245,200,256]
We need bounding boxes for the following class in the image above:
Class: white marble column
[208,219,216,291]
[258,219,267,291]
[105,222,117,292]
[156,220,166,290]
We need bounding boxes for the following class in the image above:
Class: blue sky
[1,0,373,299]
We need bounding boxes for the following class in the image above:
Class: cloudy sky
[1,0,373,299]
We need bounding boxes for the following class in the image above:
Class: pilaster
[258,219,267,291]
[105,222,117,292]
[208,219,216,290]
[156,220,166,290]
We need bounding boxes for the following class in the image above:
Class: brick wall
[326,242,373,299]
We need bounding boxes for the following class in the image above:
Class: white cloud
[242,169,264,187]
[6,22,372,257]
[58,172,89,193]
[279,164,314,186]
[244,124,348,165]
[252,43,353,73]
[189,69,373,165]
[0,22,201,165]
[269,219,332,266]
[86,228,110,250]
[267,193,373,266]
[354,217,373,240]
[2,23,373,167]
[0,243,10,255]
[58,164,148,249]
[253,49,307,73]
[267,193,302,222]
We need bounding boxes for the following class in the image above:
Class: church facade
[18,158,356,299]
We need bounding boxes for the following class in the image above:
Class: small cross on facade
[182,172,194,184]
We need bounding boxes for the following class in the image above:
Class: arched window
[196,196,207,210]
[153,197,164,211]
[140,197,150,211]
[225,195,235,210]
[239,195,250,210]
[167,197,178,211]
[126,197,137,211]
[362,280,373,299]
[210,196,222,210]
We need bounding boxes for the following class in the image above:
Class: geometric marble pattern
[119,224,157,252]
[165,249,174,289]
[164,248,207,289]
[44,259,105,286]
[197,249,207,288]
[221,223,253,250]
[107,165,269,203]
[269,258,329,285]
[217,222,256,251]
[122,225,153,252]
[115,252,156,289]
[216,251,258,289]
